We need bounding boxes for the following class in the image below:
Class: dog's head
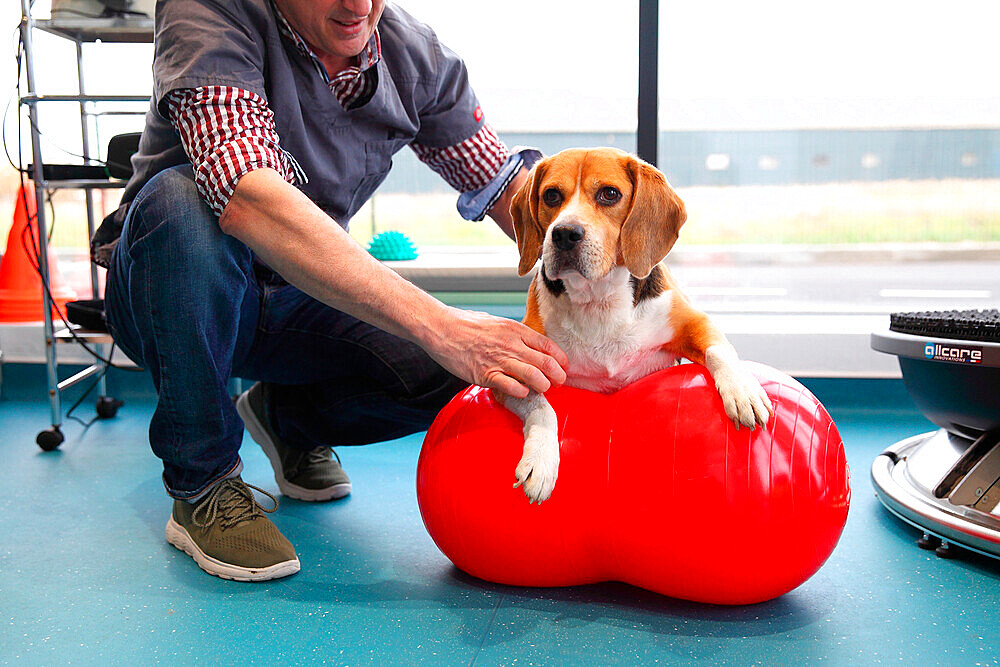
[510,147,687,280]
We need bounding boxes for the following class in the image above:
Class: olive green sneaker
[165,477,300,581]
[236,382,352,502]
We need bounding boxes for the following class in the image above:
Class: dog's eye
[541,188,563,207]
[596,186,622,206]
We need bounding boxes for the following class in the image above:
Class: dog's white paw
[513,429,560,503]
[716,367,773,429]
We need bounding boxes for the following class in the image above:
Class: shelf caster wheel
[96,396,124,419]
[917,533,941,550]
[36,427,64,452]
[935,541,957,559]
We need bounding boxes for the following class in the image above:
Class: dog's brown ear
[510,160,548,276]
[619,157,687,279]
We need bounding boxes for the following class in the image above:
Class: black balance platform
[871,309,1000,560]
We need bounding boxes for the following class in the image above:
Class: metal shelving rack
[18,1,152,449]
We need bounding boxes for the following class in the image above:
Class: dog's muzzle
[546,221,587,275]
[551,222,585,252]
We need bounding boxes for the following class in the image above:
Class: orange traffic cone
[0,180,77,322]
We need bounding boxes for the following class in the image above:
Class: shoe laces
[304,446,340,467]
[192,478,278,531]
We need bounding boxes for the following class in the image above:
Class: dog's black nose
[551,223,585,251]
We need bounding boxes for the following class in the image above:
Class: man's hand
[423,306,568,398]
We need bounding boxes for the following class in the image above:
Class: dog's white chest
[539,273,680,392]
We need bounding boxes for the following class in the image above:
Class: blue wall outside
[377,128,1000,193]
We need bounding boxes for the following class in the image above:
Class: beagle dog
[501,147,773,503]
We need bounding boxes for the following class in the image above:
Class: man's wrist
[456,147,543,222]
[407,300,458,357]
[488,166,530,219]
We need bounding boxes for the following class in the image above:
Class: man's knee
[107,164,256,359]
[121,165,249,272]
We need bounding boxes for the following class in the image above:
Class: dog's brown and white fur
[500,147,773,503]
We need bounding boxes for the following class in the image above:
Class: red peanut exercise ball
[416,362,850,606]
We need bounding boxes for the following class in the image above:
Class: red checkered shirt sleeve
[410,123,510,193]
[165,86,302,216]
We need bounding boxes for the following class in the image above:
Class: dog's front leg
[705,343,773,429]
[498,391,560,503]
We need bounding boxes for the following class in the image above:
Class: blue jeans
[104,165,467,500]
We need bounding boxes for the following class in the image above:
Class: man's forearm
[218,166,569,399]
[219,168,448,349]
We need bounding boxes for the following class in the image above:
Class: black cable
[16,176,140,371]
[65,341,117,428]
[4,28,30,174]
[44,187,55,243]
[24,114,131,173]
[3,83,26,173]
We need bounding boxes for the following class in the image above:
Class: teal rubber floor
[2,374,999,665]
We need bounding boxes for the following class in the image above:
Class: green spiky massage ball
[367,230,418,261]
